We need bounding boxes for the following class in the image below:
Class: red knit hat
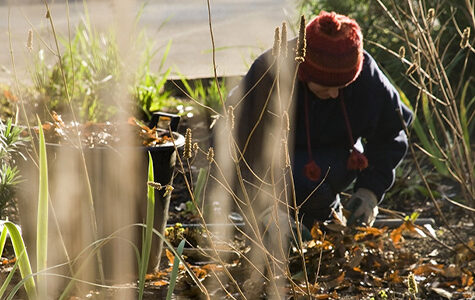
[298,11,363,87]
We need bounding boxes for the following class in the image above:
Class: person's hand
[346,188,379,226]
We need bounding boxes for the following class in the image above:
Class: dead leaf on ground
[152,280,169,287]
[412,263,444,276]
[166,249,175,266]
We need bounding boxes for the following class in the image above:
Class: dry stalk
[41,0,106,284]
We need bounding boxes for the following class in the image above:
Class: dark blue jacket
[228,45,413,208]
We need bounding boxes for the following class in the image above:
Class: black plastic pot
[142,112,185,272]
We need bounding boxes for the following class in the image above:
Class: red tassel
[347,150,368,171]
[304,160,321,181]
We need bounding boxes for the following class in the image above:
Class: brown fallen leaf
[311,223,324,240]
[152,280,169,287]
[412,263,444,276]
[354,226,386,241]
[324,271,346,290]
[165,249,175,266]
[386,270,404,283]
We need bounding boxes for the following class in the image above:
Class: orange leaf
[461,274,474,287]
[355,226,386,236]
[152,280,169,287]
[165,249,175,265]
[333,271,346,284]
[202,264,224,272]
[145,271,167,280]
[387,270,403,283]
[311,223,323,240]
[192,266,208,279]
[2,258,16,265]
[390,225,405,245]
[412,263,444,276]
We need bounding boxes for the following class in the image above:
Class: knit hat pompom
[304,159,321,182]
[318,12,341,35]
[298,11,364,87]
[347,149,368,171]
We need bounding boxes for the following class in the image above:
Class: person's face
[307,81,342,99]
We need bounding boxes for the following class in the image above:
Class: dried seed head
[282,111,290,133]
[272,27,281,57]
[280,22,288,58]
[27,29,33,51]
[398,46,405,59]
[192,142,199,154]
[460,27,470,49]
[164,185,174,197]
[295,15,306,63]
[227,106,235,130]
[281,139,290,168]
[147,181,163,190]
[183,128,192,159]
[427,8,435,24]
[407,272,418,295]
[207,147,215,163]
[406,62,418,75]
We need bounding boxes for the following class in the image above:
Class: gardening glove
[346,188,379,227]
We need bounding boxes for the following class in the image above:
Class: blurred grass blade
[138,153,155,300]
[193,168,208,207]
[159,40,172,71]
[37,117,49,297]
[166,239,186,300]
[3,221,37,300]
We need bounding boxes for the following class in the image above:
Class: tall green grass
[138,153,155,300]
[36,118,49,298]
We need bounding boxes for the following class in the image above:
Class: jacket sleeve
[354,64,413,201]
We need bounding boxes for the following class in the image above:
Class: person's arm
[347,59,413,225]
[354,74,413,200]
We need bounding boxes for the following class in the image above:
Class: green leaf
[36,117,49,298]
[3,221,37,300]
[138,153,155,300]
[158,40,172,72]
[166,239,186,300]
